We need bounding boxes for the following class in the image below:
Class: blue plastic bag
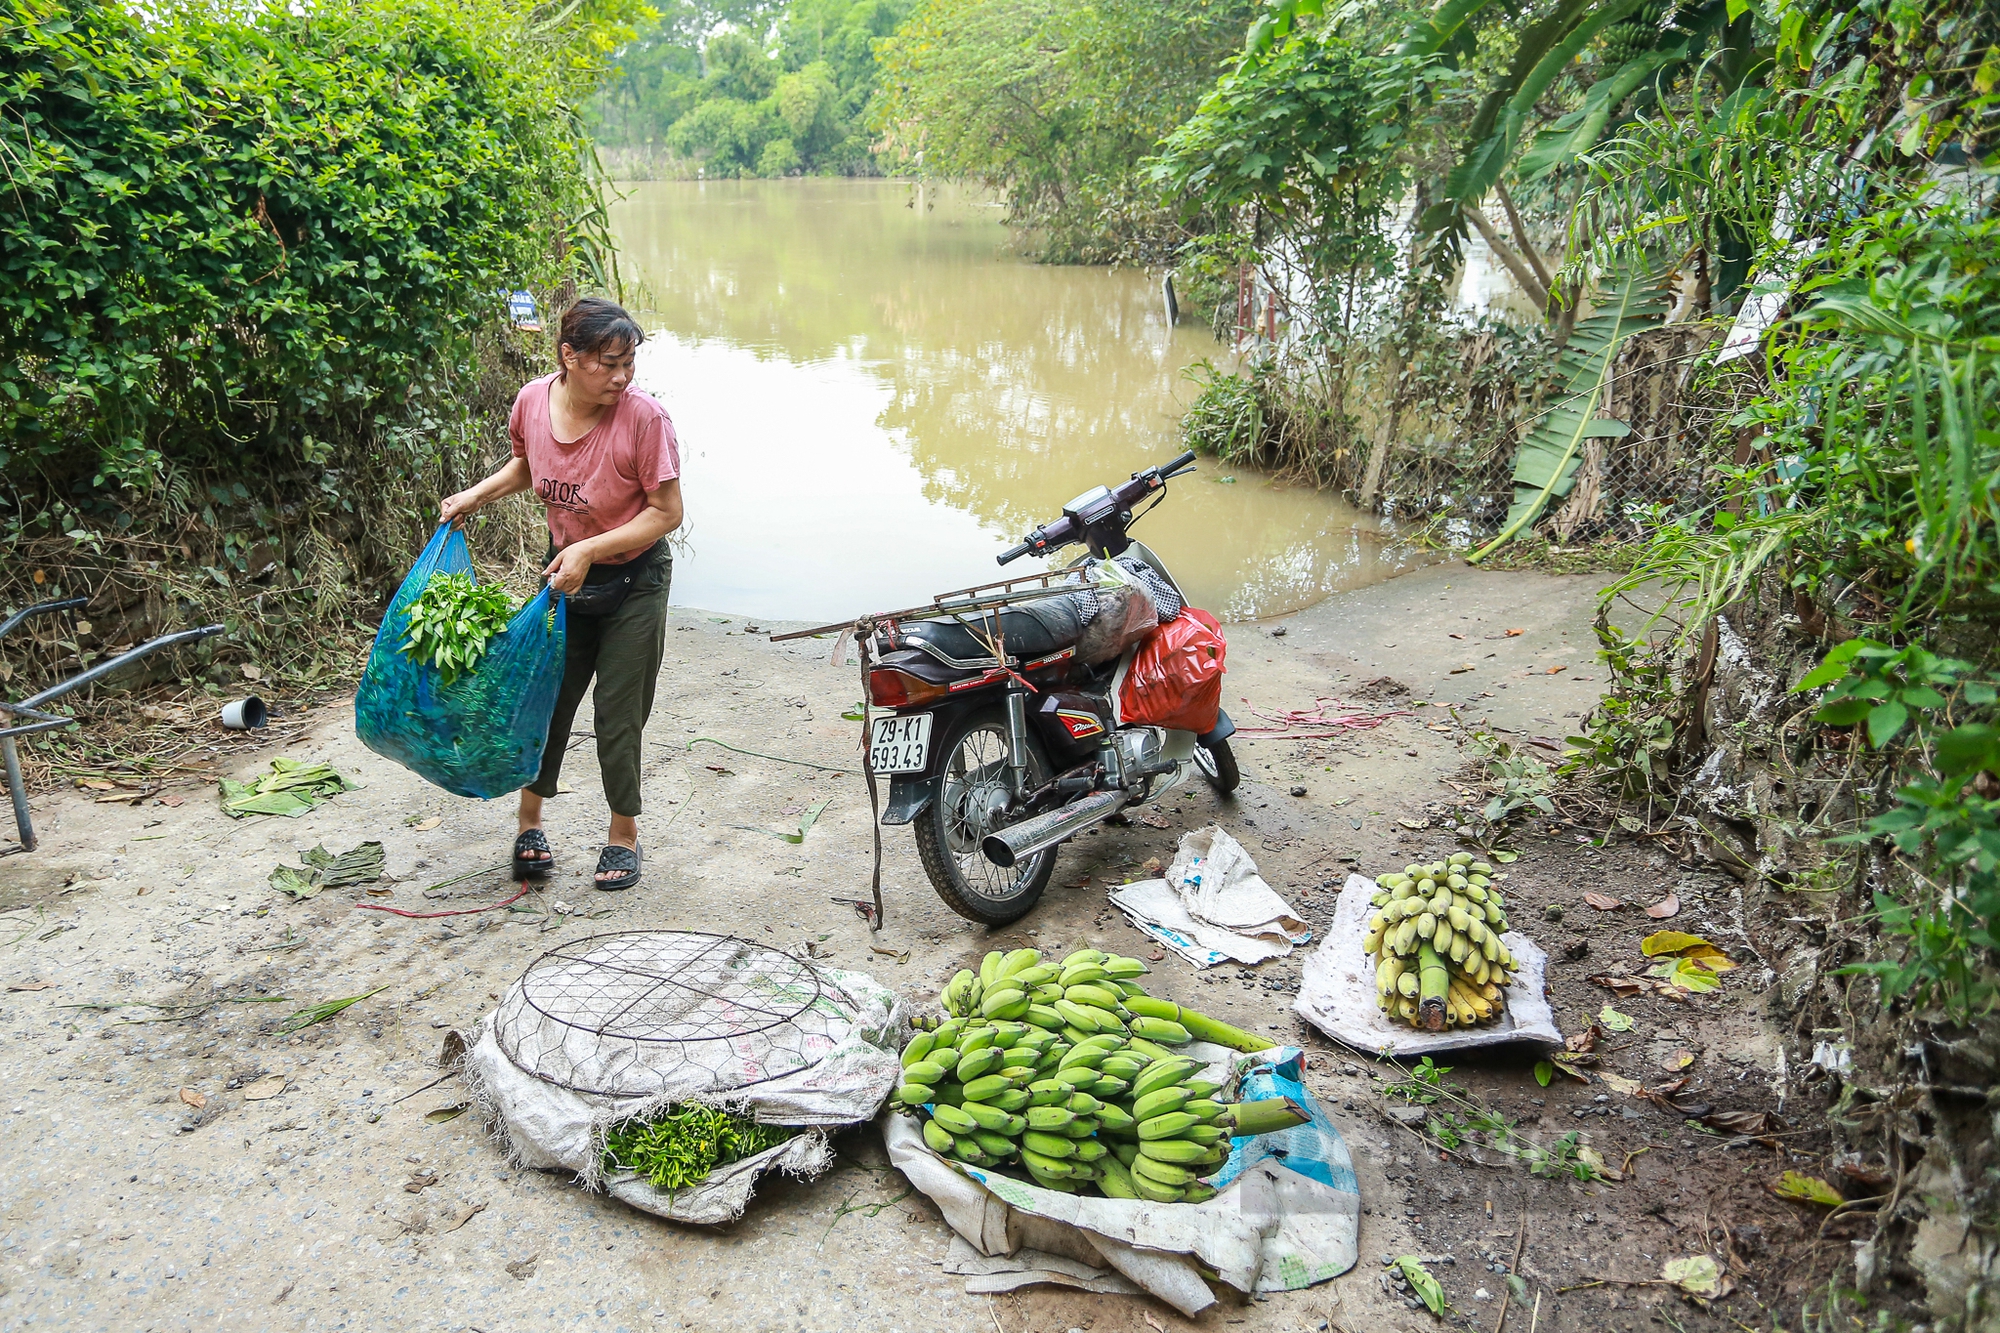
[355,526,567,799]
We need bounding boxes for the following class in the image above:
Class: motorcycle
[864,450,1240,925]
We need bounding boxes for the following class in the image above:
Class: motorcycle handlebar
[997,452,1192,565]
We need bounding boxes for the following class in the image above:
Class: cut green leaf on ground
[1392,1255,1447,1315]
[275,985,389,1035]
[270,842,385,899]
[220,759,358,818]
[1773,1171,1844,1207]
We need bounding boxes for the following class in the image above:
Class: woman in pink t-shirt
[439,298,683,891]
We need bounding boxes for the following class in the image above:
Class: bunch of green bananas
[1363,853,1515,1031]
[896,948,1306,1202]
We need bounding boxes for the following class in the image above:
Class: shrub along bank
[1,0,634,716]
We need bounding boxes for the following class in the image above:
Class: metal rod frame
[1,600,225,853]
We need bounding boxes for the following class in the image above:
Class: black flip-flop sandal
[513,829,554,882]
[595,842,641,892]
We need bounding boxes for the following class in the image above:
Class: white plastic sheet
[1106,825,1311,967]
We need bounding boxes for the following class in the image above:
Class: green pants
[527,554,671,817]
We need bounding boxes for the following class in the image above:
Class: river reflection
[609,178,1423,623]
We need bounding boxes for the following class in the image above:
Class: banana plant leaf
[220,757,358,818]
[270,841,386,899]
[1444,0,1647,205]
[1517,44,1689,179]
[1469,268,1668,561]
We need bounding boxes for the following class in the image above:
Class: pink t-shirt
[509,374,681,565]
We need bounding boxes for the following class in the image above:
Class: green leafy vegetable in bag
[399,572,517,686]
[600,1105,796,1192]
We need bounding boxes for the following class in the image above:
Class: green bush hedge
[1,0,598,492]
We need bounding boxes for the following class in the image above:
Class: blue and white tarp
[883,1044,1358,1316]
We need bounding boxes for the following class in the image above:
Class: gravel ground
[0,561,1821,1331]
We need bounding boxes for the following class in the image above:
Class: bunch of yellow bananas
[895,948,1306,1201]
[1363,853,1515,1030]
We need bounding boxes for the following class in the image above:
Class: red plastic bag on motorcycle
[1118,608,1226,733]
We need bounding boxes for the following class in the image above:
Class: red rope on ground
[1235,696,1413,735]
[353,883,532,919]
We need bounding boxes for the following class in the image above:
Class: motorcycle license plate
[869,713,933,774]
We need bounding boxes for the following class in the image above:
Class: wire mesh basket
[491,931,866,1100]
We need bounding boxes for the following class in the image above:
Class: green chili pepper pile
[600,1105,796,1192]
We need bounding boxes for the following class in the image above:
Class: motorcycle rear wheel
[914,708,1057,926]
[1193,736,1241,795]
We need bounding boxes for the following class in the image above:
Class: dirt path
[0,562,1814,1331]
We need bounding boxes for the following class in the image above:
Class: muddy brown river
[609,178,1420,622]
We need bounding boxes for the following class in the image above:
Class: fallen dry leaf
[1448,632,1465,640]
[1662,1048,1697,1071]
[78,778,116,791]
[1143,1313,1166,1333]
[1576,1144,1621,1181]
[7,980,54,992]
[365,886,394,897]
[404,1170,441,1193]
[178,1087,207,1109]
[441,1201,486,1233]
[1147,949,1166,962]
[1449,663,1476,674]
[1587,973,1646,997]
[1565,1024,1604,1055]
[1599,1071,1644,1096]
[1705,1108,1781,1136]
[1662,1254,1728,1301]
[1140,857,1163,876]
[241,664,263,681]
[1583,892,1623,911]
[1645,892,1681,919]
[1136,813,1170,829]
[241,1074,288,1101]
[1546,665,1568,675]
[411,816,443,832]
[158,793,185,808]
[1505,628,1524,636]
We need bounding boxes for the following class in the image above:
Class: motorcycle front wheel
[914,708,1057,926]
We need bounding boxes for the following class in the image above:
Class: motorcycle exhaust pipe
[982,788,1133,869]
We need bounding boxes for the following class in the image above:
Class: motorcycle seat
[900,595,1088,664]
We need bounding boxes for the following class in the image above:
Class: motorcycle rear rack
[768,560,1096,660]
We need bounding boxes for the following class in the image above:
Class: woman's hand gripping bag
[354,526,568,798]
[1118,608,1226,733]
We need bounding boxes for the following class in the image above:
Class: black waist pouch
[552,540,668,618]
